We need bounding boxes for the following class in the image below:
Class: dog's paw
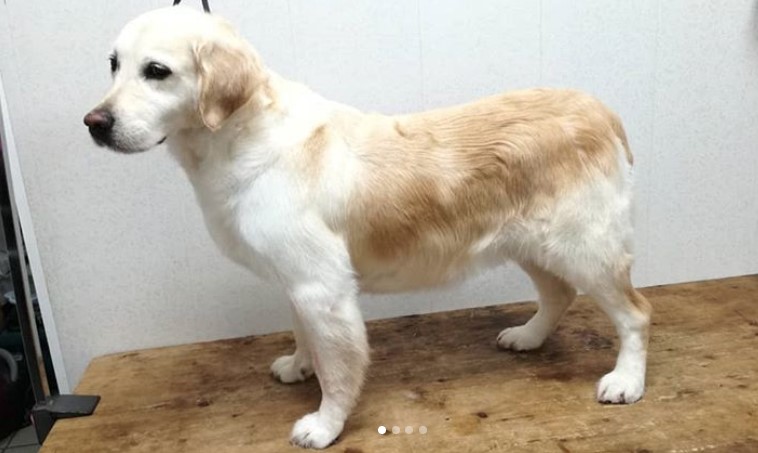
[271,354,314,384]
[290,411,343,449]
[597,370,645,404]
[496,326,544,351]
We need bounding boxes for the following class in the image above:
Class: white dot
[405,426,413,434]
[392,426,400,434]
[378,426,386,435]
[419,426,428,434]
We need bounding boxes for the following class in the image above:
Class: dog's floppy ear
[194,40,260,131]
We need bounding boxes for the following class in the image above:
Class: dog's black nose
[83,109,114,141]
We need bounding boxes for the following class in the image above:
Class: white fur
[86,7,651,449]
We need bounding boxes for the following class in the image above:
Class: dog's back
[320,89,633,292]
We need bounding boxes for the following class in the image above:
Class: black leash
[173,0,211,13]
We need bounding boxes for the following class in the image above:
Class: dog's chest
[187,158,278,281]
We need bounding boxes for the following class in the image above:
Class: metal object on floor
[31,395,101,443]
[1,103,100,444]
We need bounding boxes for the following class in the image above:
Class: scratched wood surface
[41,275,758,453]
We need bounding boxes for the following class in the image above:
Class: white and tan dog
[84,7,651,449]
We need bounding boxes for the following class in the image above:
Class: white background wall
[1,1,757,391]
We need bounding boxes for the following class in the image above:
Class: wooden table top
[41,275,758,452]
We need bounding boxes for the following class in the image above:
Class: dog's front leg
[288,283,369,449]
[271,307,315,383]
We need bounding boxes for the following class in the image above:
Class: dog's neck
[168,69,330,177]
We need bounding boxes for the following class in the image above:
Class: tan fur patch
[301,124,329,179]
[262,81,280,111]
[622,270,652,317]
[195,39,262,130]
[338,89,631,273]
[609,113,633,165]
[393,121,409,139]
[609,263,653,328]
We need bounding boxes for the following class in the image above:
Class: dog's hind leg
[271,307,315,383]
[497,262,577,351]
[585,267,651,404]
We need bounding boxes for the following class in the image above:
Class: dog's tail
[609,113,633,166]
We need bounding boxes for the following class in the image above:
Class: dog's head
[83,7,262,153]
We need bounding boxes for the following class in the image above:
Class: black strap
[173,0,211,13]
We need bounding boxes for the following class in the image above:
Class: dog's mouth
[91,136,168,154]
[90,134,118,151]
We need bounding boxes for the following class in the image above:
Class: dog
[84,7,652,449]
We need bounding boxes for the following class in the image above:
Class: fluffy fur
[84,7,652,449]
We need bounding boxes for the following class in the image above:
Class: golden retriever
[84,7,651,449]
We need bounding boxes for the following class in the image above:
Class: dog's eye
[109,55,119,74]
[143,62,172,80]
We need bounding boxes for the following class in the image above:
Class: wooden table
[41,276,758,452]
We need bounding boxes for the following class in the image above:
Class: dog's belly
[356,255,500,293]
[354,227,518,293]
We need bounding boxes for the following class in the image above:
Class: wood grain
[41,275,758,452]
